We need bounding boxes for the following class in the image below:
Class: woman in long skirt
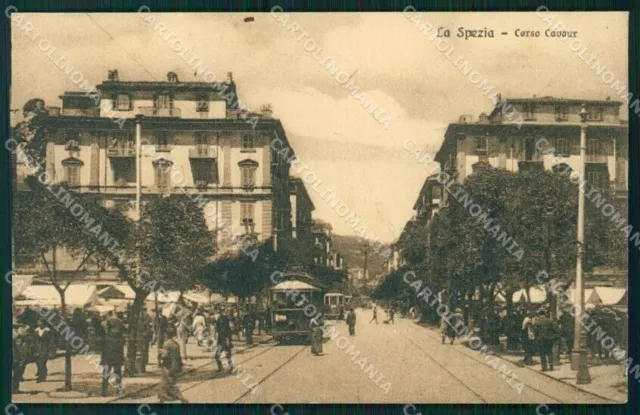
[311,325,323,355]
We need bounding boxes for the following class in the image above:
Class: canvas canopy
[97,284,136,300]
[15,284,98,308]
[12,275,34,299]
[590,287,627,306]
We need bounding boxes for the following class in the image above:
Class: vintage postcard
[8,9,630,405]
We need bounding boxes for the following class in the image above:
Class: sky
[11,11,628,243]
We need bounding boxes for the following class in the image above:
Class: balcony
[587,154,607,163]
[107,143,135,157]
[189,146,217,158]
[195,179,209,188]
[138,106,181,118]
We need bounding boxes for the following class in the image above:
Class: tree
[13,181,130,390]
[109,195,213,375]
[12,99,131,390]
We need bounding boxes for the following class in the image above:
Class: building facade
[14,71,298,275]
[435,96,628,198]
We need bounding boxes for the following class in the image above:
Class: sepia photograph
[6,8,632,406]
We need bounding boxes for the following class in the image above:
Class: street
[107,309,614,404]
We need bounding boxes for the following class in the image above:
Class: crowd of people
[12,301,274,399]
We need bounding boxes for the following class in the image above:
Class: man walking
[346,308,357,336]
[533,309,556,372]
[369,306,378,324]
[34,318,52,383]
[214,309,234,374]
[441,308,463,344]
[243,310,254,346]
[389,308,395,324]
[12,323,29,393]
[521,310,536,365]
[101,311,125,396]
[158,325,189,403]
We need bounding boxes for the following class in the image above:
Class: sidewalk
[13,334,273,403]
[417,321,627,403]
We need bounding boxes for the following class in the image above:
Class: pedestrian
[243,310,254,345]
[177,308,192,361]
[533,309,556,372]
[214,308,234,373]
[192,309,206,347]
[12,323,30,393]
[158,325,189,403]
[33,318,53,383]
[71,308,87,353]
[19,306,38,329]
[157,312,168,352]
[101,310,125,396]
[369,306,378,324]
[389,308,395,324]
[311,318,324,355]
[558,310,573,358]
[265,307,272,335]
[137,308,152,372]
[521,310,536,365]
[441,308,463,344]
[346,308,357,336]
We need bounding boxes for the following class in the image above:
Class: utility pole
[572,105,591,384]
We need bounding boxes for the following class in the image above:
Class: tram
[269,273,324,344]
[324,291,345,320]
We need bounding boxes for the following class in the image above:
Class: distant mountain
[332,234,390,277]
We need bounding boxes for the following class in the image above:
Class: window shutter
[488,136,500,157]
[570,135,580,155]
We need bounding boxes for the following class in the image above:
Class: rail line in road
[109,341,283,403]
[396,322,615,403]
[232,345,309,403]
[393,328,489,403]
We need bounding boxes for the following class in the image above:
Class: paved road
[115,309,613,404]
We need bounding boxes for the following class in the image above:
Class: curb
[416,322,622,403]
[106,337,273,403]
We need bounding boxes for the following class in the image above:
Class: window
[475,136,488,155]
[523,104,535,120]
[555,106,568,121]
[191,159,218,187]
[554,138,570,156]
[153,159,173,193]
[241,202,255,225]
[195,132,209,151]
[115,94,131,111]
[196,99,209,113]
[587,139,602,156]
[62,157,83,187]
[587,171,604,188]
[242,134,256,151]
[111,159,135,185]
[587,106,603,121]
[239,159,258,189]
[157,132,170,151]
[155,94,172,110]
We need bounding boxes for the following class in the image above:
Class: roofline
[289,177,316,211]
[502,98,623,106]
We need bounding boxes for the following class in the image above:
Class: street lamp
[571,104,591,384]
[544,206,561,366]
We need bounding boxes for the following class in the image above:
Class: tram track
[393,327,489,403]
[232,345,309,403]
[397,322,615,403]
[109,340,282,403]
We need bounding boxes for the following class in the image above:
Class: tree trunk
[59,292,73,391]
[125,293,146,376]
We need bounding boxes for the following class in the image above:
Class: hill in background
[332,234,390,278]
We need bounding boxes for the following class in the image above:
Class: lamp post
[545,206,561,366]
[571,105,591,384]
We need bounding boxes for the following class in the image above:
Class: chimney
[606,96,611,101]
[533,94,536,98]
[227,72,234,84]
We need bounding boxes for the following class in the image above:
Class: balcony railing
[189,146,217,158]
[107,143,135,157]
[138,107,182,117]
[518,160,544,172]
[195,179,209,188]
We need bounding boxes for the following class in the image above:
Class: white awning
[16,284,98,307]
[12,275,34,299]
